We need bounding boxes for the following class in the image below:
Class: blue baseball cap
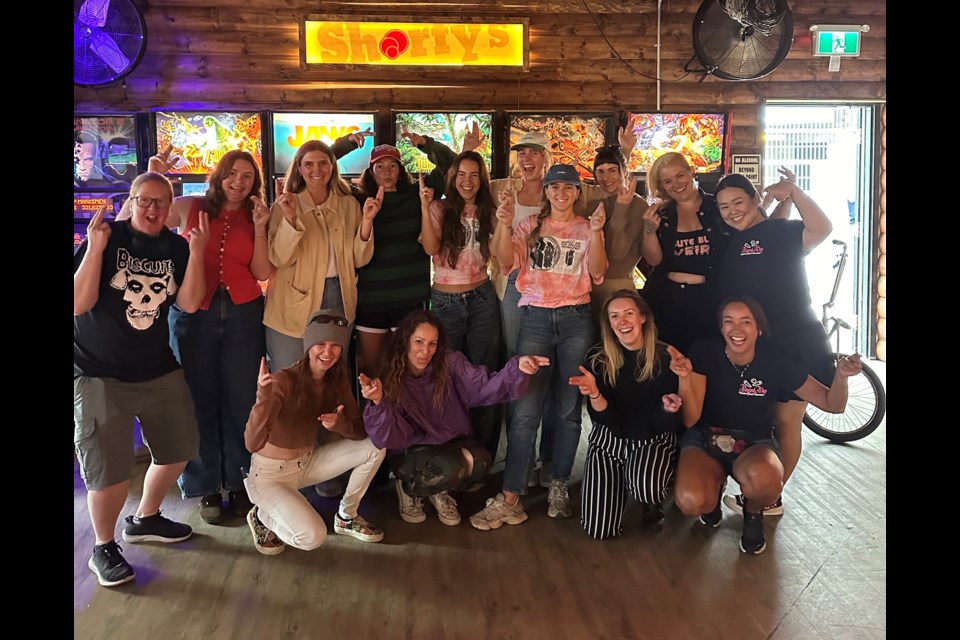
[543,163,582,186]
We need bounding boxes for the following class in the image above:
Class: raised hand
[187,211,210,253]
[495,193,515,228]
[418,173,434,207]
[517,355,551,375]
[836,353,863,378]
[462,121,485,152]
[568,365,599,398]
[662,393,683,413]
[617,175,637,204]
[275,191,298,225]
[148,144,178,174]
[777,166,797,184]
[318,405,344,430]
[250,196,271,233]
[257,357,275,389]
[400,126,426,148]
[358,373,383,404]
[618,114,639,151]
[760,179,796,210]
[87,205,112,254]
[642,200,662,235]
[667,345,692,378]
[363,185,385,221]
[347,128,374,148]
[589,202,606,232]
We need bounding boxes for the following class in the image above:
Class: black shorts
[354,302,426,333]
[771,323,836,400]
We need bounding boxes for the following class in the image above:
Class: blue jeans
[431,280,503,457]
[170,288,265,498]
[503,304,596,494]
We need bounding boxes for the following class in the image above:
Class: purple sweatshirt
[364,351,530,451]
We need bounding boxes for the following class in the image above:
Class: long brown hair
[381,310,449,409]
[590,290,663,387]
[439,151,495,269]
[288,350,351,426]
[202,150,264,221]
[282,140,352,197]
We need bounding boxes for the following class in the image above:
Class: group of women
[126,125,859,559]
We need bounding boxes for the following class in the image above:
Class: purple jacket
[364,351,530,451]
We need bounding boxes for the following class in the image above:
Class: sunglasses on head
[310,314,349,328]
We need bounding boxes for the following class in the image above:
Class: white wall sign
[732,154,762,188]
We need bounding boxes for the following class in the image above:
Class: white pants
[244,438,385,550]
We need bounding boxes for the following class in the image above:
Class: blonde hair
[129,171,174,202]
[509,146,553,180]
[589,290,661,387]
[647,152,693,204]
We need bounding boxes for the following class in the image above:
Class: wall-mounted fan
[74,0,147,87]
[692,0,793,80]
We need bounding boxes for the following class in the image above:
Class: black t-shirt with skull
[74,220,189,382]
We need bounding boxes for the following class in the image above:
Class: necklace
[725,350,752,379]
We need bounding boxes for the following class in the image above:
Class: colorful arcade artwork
[394,112,493,175]
[155,111,263,175]
[74,115,140,188]
[272,112,376,176]
[624,112,727,175]
[509,114,610,180]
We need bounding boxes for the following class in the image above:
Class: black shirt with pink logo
[689,338,808,438]
[716,219,817,335]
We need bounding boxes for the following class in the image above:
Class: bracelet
[589,393,600,400]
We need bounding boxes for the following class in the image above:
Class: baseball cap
[369,144,402,165]
[543,164,582,186]
[510,131,550,151]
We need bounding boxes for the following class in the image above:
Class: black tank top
[660,228,713,276]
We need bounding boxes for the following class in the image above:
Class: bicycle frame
[821,239,850,352]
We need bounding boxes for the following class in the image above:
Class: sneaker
[246,506,285,555]
[395,478,426,523]
[88,541,135,587]
[122,512,192,544]
[314,479,343,498]
[698,482,726,528]
[740,509,767,555]
[228,489,253,518]
[723,493,784,516]
[538,461,554,489]
[428,491,461,526]
[198,493,224,524]
[642,502,666,531]
[546,479,572,519]
[334,513,384,543]
[469,493,528,530]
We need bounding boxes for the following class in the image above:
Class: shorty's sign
[302,19,527,68]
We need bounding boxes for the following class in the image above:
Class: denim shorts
[679,425,780,476]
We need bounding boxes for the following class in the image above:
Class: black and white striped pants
[580,422,678,540]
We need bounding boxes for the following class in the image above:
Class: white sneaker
[547,479,572,518]
[395,479,426,523]
[469,493,528,531]
[428,491,461,526]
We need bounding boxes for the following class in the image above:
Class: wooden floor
[74,361,886,640]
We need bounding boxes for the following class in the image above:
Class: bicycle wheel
[803,355,886,442]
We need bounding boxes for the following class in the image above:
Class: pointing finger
[259,357,268,376]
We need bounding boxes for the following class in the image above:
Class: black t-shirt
[689,338,809,438]
[74,220,189,381]
[716,219,817,333]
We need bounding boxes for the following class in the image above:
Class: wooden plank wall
[75,0,887,159]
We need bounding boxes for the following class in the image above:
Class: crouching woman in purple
[242,310,386,555]
[361,310,546,527]
[568,290,682,539]
[669,297,862,555]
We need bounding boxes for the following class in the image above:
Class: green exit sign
[811,25,865,57]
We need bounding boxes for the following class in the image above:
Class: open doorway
[762,103,878,357]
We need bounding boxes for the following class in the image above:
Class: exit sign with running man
[810,25,868,57]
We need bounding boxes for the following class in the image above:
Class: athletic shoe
[88,541,135,587]
[469,493,528,530]
[333,513,384,543]
[122,512,192,544]
[723,493,784,516]
[395,478,426,523]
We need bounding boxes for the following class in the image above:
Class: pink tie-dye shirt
[428,201,490,286]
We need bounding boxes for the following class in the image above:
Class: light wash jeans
[502,304,596,494]
[243,438,384,550]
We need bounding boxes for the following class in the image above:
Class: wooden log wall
[876,103,886,362]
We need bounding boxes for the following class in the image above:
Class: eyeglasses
[133,196,169,208]
[310,314,349,328]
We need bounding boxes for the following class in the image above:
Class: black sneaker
[698,482,726,528]
[199,494,224,524]
[122,512,193,544]
[740,509,767,555]
[88,541,135,587]
[642,502,666,531]
[228,489,253,518]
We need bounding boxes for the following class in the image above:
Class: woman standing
[469,164,608,529]
[360,310,544,527]
[161,149,273,524]
[712,173,835,516]
[243,309,386,554]
[669,297,860,554]
[569,290,682,539]
[419,150,502,457]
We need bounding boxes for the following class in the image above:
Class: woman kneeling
[243,310,386,554]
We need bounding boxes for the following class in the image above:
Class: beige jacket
[488,177,606,297]
[264,188,374,337]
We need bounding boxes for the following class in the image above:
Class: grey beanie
[303,309,351,353]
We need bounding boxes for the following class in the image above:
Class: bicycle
[802,239,886,442]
